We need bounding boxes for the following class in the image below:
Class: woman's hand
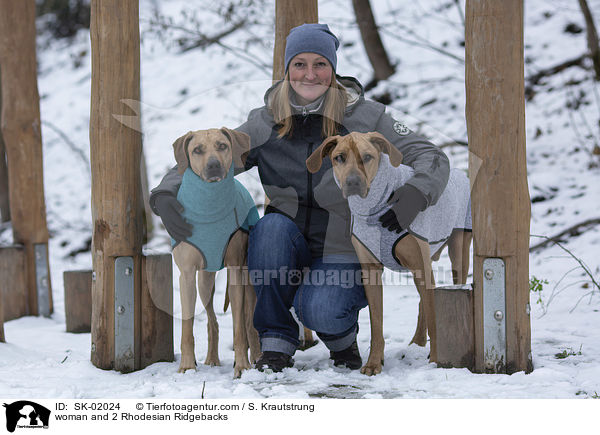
[153,193,192,242]
[379,185,427,233]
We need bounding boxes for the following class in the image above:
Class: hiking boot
[255,351,294,373]
[330,340,362,370]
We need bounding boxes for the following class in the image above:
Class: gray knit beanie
[284,23,340,73]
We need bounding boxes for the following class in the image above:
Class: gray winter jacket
[150,76,450,259]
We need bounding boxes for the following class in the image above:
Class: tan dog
[306,131,472,375]
[171,128,260,377]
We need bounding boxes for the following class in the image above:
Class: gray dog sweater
[340,154,472,271]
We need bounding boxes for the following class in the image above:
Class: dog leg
[352,237,384,376]
[394,236,438,362]
[197,270,220,367]
[173,243,203,373]
[448,229,472,285]
[226,265,250,377]
[244,282,261,364]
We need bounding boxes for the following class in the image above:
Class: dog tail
[223,281,230,312]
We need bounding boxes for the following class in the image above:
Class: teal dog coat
[172,166,259,271]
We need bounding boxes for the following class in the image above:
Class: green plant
[554,345,582,359]
[530,276,549,309]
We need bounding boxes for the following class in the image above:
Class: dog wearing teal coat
[171,128,260,377]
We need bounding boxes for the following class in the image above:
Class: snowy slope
[1,0,599,400]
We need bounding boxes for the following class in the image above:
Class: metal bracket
[482,257,506,373]
[34,244,50,317]
[114,256,135,372]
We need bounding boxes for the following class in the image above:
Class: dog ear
[173,131,194,175]
[306,135,341,173]
[221,127,251,169]
[367,132,403,167]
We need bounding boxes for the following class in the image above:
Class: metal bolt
[125,267,133,276]
[92,271,96,281]
[525,303,531,315]
[91,343,96,352]
[484,269,494,280]
[494,310,504,321]
[117,305,125,315]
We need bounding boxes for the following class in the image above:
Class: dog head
[172,128,250,181]
[306,131,403,198]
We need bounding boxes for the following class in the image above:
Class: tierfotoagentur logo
[3,401,50,432]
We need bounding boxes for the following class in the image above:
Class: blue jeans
[248,213,368,356]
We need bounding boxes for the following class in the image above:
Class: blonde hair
[269,71,348,139]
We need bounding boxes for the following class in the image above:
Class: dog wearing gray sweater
[306,131,472,375]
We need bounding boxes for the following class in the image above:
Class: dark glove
[153,193,192,242]
[379,184,427,234]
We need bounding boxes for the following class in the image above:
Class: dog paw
[409,335,427,347]
[233,360,251,378]
[360,360,383,376]
[204,356,221,367]
[177,362,197,373]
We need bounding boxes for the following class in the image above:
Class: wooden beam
[465,0,532,373]
[141,254,174,367]
[64,270,93,333]
[0,0,52,317]
[90,0,145,371]
[0,246,28,321]
[434,285,475,370]
[273,0,318,82]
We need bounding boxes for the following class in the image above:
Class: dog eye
[362,154,373,163]
[192,145,204,154]
[216,142,229,151]
[333,154,346,163]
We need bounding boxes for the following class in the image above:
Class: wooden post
[90,0,144,371]
[0,247,28,321]
[0,63,10,223]
[64,270,93,333]
[0,0,53,317]
[434,285,475,370]
[90,0,173,372]
[466,0,532,374]
[273,0,318,81]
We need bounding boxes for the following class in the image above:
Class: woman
[150,23,450,372]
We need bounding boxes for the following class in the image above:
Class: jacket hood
[263,75,364,114]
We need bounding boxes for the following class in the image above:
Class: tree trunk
[272,0,318,82]
[0,0,52,317]
[578,0,600,81]
[352,0,395,81]
[466,0,532,374]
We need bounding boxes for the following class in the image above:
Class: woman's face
[288,52,333,105]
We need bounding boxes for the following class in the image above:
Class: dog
[306,131,472,375]
[171,128,261,377]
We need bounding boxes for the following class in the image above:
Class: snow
[1,0,599,402]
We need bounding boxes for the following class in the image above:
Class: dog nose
[206,157,221,171]
[346,175,361,188]
[344,174,364,196]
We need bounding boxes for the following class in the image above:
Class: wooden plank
[434,285,475,370]
[64,270,93,333]
[0,246,28,321]
[89,0,144,370]
[141,254,174,368]
[465,0,532,373]
[273,0,318,81]
[0,0,52,317]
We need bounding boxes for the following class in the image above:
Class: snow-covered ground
[1,0,599,401]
